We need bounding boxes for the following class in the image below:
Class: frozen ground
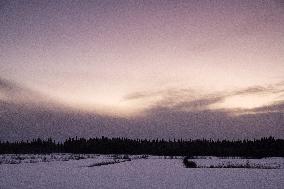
[0,155,283,189]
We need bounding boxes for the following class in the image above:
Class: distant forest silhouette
[0,137,283,157]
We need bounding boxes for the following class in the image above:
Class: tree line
[0,136,283,157]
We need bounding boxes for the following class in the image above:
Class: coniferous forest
[0,136,283,157]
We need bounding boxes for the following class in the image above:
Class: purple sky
[0,0,283,141]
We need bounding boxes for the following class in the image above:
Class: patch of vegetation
[206,163,279,169]
[183,157,197,168]
[141,155,148,159]
[88,159,131,167]
[122,154,131,160]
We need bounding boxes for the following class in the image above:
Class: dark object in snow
[183,157,197,168]
[88,159,131,167]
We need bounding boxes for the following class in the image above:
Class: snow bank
[0,155,283,189]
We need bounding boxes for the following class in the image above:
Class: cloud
[0,77,71,112]
[124,81,284,113]
[0,77,23,93]
[122,84,284,139]
[148,95,225,113]
[1,78,284,141]
[232,82,284,96]
[124,91,157,101]
[0,77,133,141]
[123,88,195,101]
[0,77,41,103]
[232,86,270,95]
[173,96,224,110]
[124,88,214,109]
[250,100,284,113]
[2,97,283,142]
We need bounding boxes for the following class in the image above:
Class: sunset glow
[0,0,283,140]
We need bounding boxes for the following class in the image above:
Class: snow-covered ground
[0,155,283,189]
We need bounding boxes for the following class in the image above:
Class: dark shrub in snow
[183,157,197,168]
[122,155,130,160]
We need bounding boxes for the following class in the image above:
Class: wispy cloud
[123,88,195,101]
[1,78,284,141]
[232,86,270,95]
[0,77,38,103]
[231,82,284,96]
[0,77,24,94]
[124,81,284,114]
[0,77,72,112]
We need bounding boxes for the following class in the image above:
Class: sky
[0,0,284,141]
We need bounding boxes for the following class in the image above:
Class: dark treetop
[0,136,283,157]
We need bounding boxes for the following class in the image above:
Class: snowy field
[0,154,283,189]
